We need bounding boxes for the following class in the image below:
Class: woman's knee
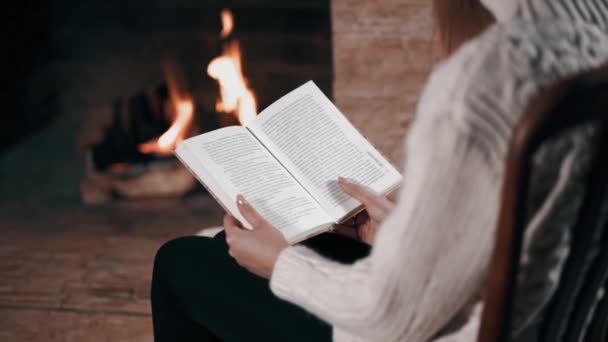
[152,235,234,308]
[153,236,208,280]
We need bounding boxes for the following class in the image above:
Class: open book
[175,81,402,243]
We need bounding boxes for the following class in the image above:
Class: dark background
[2,1,54,150]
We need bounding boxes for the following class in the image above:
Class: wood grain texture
[0,309,152,342]
[0,196,224,341]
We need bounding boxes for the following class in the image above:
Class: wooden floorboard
[0,308,153,342]
[0,195,224,341]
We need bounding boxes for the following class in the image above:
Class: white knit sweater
[269,1,608,341]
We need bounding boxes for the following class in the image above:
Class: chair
[477,64,608,342]
[587,284,608,341]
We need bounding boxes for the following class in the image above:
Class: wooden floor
[0,196,224,341]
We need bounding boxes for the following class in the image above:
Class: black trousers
[151,231,370,342]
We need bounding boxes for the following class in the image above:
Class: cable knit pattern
[270,1,608,341]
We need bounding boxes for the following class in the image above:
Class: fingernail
[236,194,246,206]
[339,177,354,185]
[338,177,346,184]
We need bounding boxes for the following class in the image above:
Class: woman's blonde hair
[433,0,495,56]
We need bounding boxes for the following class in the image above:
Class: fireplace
[77,1,333,203]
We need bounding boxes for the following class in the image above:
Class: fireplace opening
[73,1,333,203]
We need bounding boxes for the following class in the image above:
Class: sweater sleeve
[270,113,501,341]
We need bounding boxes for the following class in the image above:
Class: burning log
[80,82,202,204]
[81,152,196,204]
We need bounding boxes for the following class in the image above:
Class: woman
[151,0,608,341]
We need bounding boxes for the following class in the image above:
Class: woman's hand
[335,177,395,245]
[224,195,289,279]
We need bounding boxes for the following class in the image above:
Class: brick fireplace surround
[334,0,434,166]
[0,1,434,340]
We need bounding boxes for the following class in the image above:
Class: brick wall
[332,0,435,166]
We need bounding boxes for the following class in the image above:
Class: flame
[138,98,194,155]
[220,9,234,38]
[207,9,258,126]
[138,62,194,155]
[138,63,194,155]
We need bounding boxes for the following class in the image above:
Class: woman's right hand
[335,177,395,245]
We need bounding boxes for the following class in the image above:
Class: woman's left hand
[224,194,289,279]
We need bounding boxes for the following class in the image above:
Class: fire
[220,9,234,38]
[138,65,194,156]
[138,98,194,155]
[207,9,258,126]
[138,8,256,156]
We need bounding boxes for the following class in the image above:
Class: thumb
[338,177,394,218]
[338,177,377,207]
[224,214,243,236]
[236,194,270,229]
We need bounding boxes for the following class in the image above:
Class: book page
[249,81,402,221]
[176,126,333,242]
